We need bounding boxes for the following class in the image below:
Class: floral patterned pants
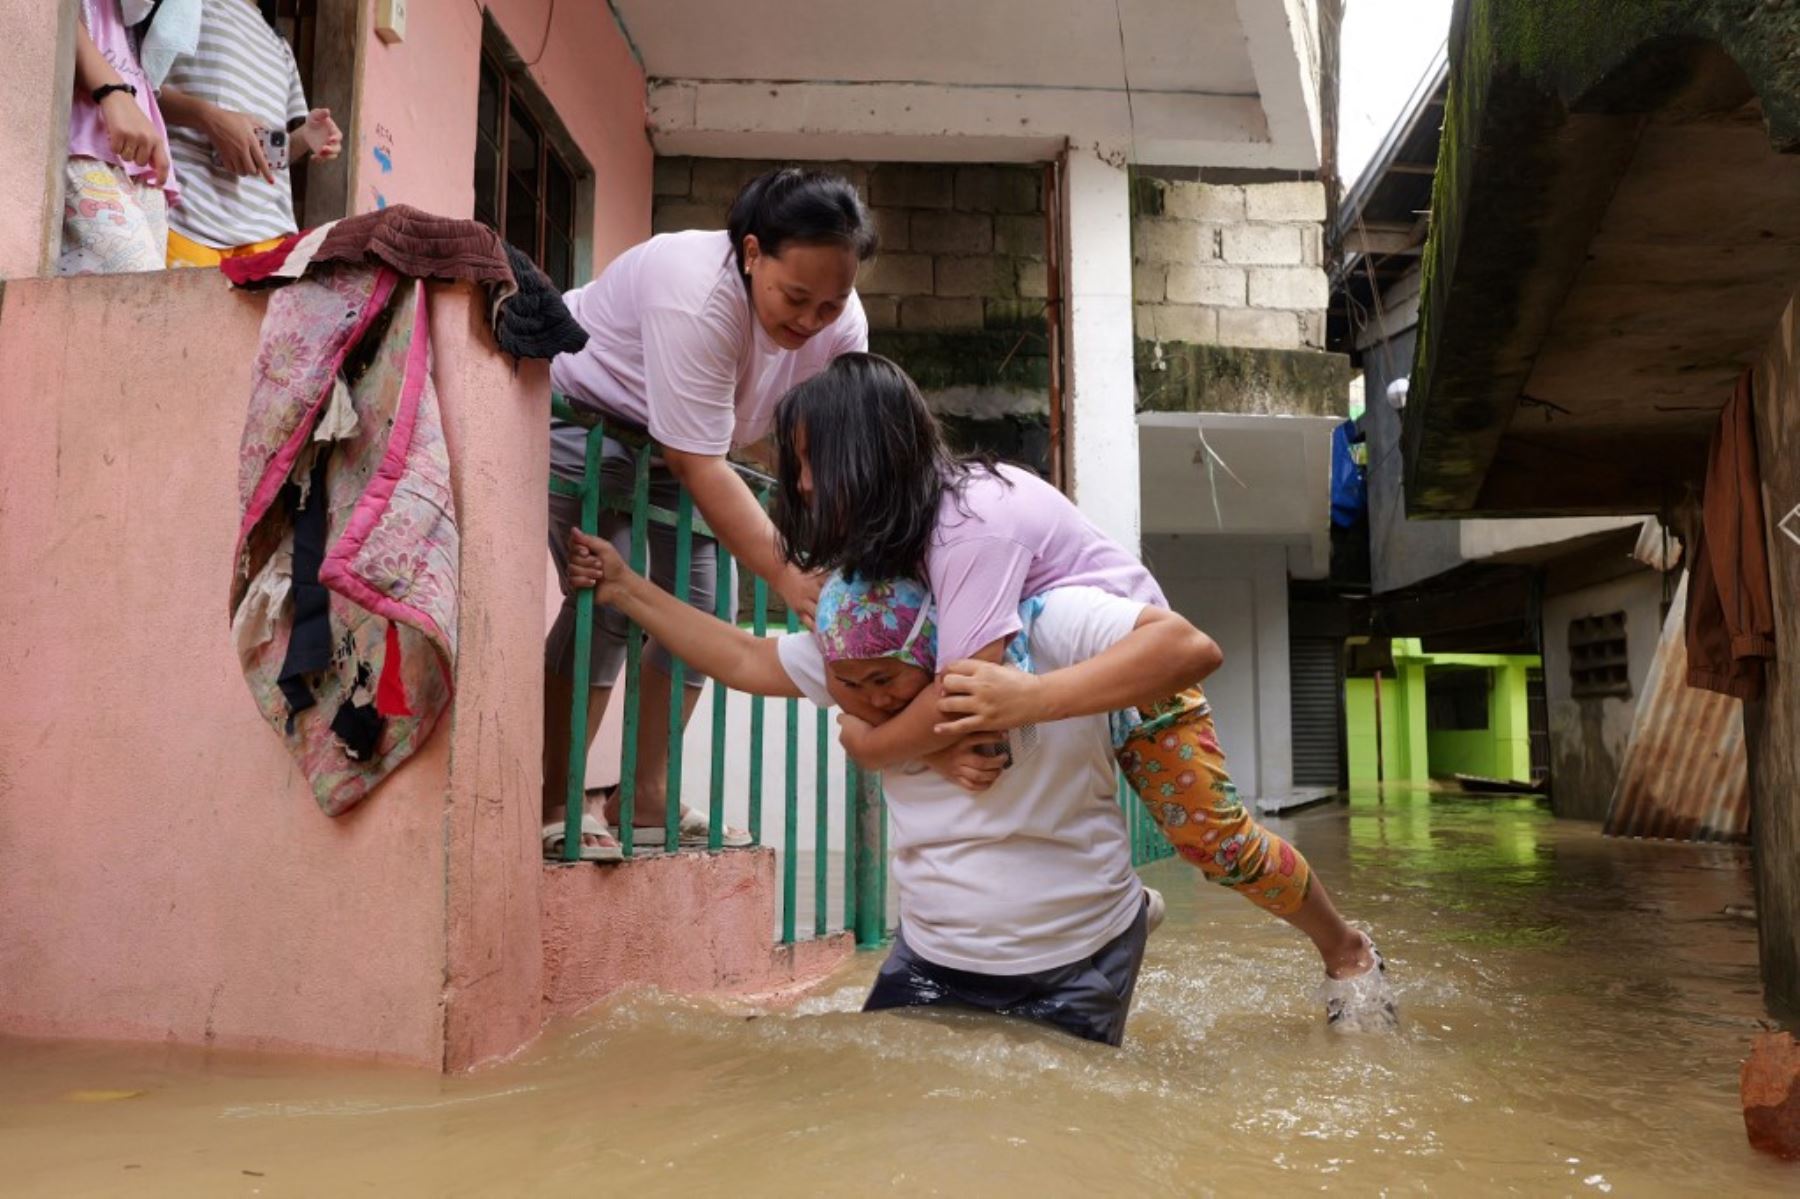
[57,157,167,276]
[1118,688,1312,917]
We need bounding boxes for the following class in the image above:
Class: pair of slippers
[543,793,752,862]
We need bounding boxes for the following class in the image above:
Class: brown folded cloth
[220,204,587,360]
[313,204,519,304]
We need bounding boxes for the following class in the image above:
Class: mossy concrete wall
[1410,0,1800,515]
[1136,340,1350,418]
[1131,174,1347,418]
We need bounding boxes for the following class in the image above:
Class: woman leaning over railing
[540,168,877,860]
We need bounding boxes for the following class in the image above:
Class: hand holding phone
[204,106,279,181]
[256,126,289,173]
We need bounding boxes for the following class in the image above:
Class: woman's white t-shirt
[550,229,867,477]
[777,587,1146,975]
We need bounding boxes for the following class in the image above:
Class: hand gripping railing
[548,396,889,947]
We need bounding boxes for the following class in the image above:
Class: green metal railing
[549,397,888,948]
[548,396,1171,942]
[1121,771,1176,867]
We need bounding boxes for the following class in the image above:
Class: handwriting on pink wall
[368,123,396,212]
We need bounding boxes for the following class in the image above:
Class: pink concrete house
[0,1,1335,1070]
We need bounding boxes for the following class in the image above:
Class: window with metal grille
[1426,667,1490,731]
[1569,611,1631,699]
[474,48,578,290]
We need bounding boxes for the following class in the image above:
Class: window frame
[1569,611,1632,700]
[1426,666,1491,732]
[273,0,362,229]
[475,40,585,291]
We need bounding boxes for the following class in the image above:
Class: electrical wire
[1113,0,1140,166]
[525,0,556,67]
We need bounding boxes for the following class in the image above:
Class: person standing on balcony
[60,0,178,276]
[152,0,342,269]
[542,168,876,860]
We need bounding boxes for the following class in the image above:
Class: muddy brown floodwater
[3,790,1795,1196]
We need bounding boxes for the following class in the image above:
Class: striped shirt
[162,0,308,248]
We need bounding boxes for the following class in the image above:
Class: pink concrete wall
[0,272,548,1068]
[432,287,552,1070]
[0,271,444,1063]
[541,850,853,1019]
[351,0,653,274]
[0,0,73,276]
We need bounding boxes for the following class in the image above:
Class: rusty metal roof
[1604,574,1749,844]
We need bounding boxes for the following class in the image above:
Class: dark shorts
[861,897,1151,1046]
[546,436,726,689]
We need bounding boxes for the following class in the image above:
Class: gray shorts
[546,437,729,689]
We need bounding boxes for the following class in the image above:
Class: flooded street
[2,790,1790,1197]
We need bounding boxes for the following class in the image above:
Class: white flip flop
[542,812,622,862]
[632,806,752,849]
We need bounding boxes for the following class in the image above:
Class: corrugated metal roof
[1605,574,1750,844]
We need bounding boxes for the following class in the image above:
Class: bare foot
[1323,928,1377,979]
[544,805,620,854]
[592,784,670,831]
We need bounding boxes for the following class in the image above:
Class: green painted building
[1345,638,1537,787]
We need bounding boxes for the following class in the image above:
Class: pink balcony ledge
[0,269,849,1072]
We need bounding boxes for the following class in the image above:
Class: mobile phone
[210,126,290,173]
[257,126,289,172]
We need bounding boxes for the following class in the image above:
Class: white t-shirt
[549,229,868,478]
[777,587,1146,975]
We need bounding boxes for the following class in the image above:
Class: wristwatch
[91,82,137,104]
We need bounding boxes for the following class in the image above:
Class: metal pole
[853,767,886,948]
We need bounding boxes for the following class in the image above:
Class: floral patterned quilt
[230,265,456,815]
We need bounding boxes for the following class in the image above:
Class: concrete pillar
[1396,656,1431,783]
[1373,675,1400,784]
[0,1,73,277]
[1059,146,1141,554]
[1345,678,1379,787]
[1492,660,1533,783]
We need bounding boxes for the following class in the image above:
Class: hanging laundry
[1631,515,1683,573]
[1330,417,1368,529]
[495,241,588,358]
[231,266,457,816]
[1686,370,1777,701]
[218,204,587,360]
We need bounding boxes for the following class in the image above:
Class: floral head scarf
[814,573,1048,677]
[816,574,939,672]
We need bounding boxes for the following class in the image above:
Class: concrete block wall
[1133,177,1329,351]
[654,158,1054,471]
[652,158,1047,335]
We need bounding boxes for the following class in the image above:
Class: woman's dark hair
[726,168,879,272]
[772,353,1002,581]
